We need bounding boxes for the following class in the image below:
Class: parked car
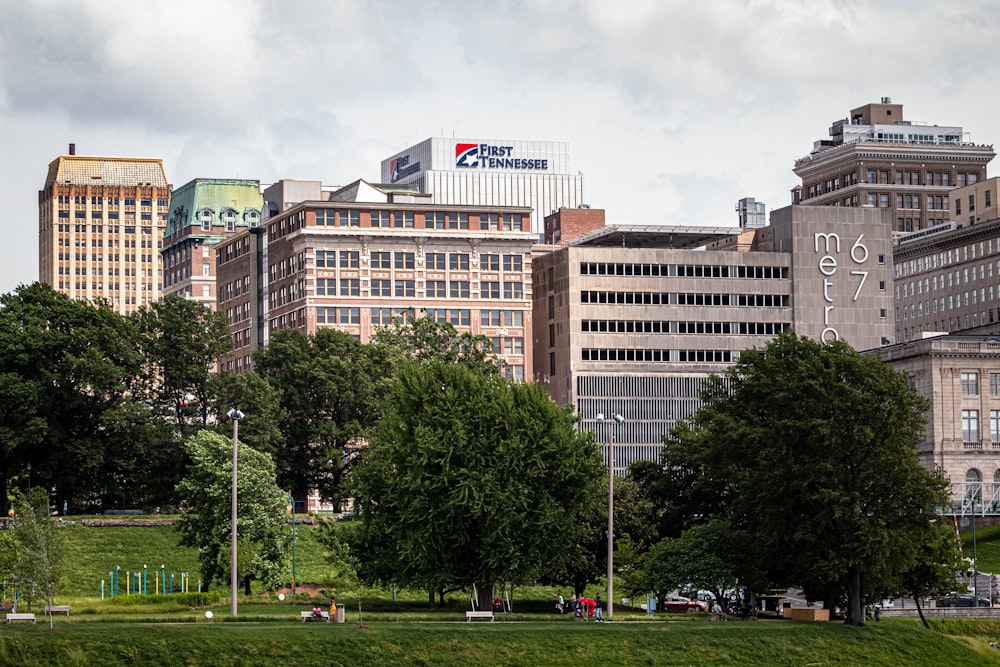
[662,595,708,612]
[935,593,991,607]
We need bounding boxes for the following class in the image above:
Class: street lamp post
[973,504,979,607]
[597,412,624,620]
[227,408,244,617]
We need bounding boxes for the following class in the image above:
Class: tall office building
[380,138,584,239]
[38,146,171,315]
[161,178,263,310]
[217,179,536,377]
[793,99,994,233]
[534,205,894,469]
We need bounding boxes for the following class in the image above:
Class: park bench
[300,610,330,623]
[466,610,495,622]
[6,613,35,624]
[44,605,70,616]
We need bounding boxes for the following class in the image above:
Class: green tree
[897,522,963,628]
[665,332,950,626]
[211,370,286,459]
[352,360,603,610]
[643,519,739,611]
[175,430,288,594]
[0,283,145,513]
[135,296,232,427]
[8,489,63,629]
[370,309,503,376]
[254,328,383,508]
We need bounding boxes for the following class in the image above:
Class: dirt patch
[270,583,330,598]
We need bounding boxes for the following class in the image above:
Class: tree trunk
[438,587,446,607]
[475,582,493,612]
[0,470,7,517]
[844,565,865,626]
[243,576,252,596]
[428,589,435,608]
[914,595,930,629]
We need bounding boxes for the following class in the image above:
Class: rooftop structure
[793,99,994,233]
[162,178,263,309]
[380,138,584,240]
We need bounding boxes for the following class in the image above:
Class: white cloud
[2,0,1000,292]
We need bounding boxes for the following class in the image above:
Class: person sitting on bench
[312,605,324,620]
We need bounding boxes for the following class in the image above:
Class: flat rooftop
[568,224,742,249]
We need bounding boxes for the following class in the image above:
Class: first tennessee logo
[455,143,480,168]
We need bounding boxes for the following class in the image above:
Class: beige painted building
[877,335,1000,506]
[892,214,1000,342]
[217,179,535,377]
[38,147,171,315]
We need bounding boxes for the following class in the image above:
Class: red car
[662,595,708,612]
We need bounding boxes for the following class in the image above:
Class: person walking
[595,594,604,622]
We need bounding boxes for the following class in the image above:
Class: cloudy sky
[1,0,997,294]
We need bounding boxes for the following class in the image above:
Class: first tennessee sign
[455,143,549,171]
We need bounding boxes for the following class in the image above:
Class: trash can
[782,601,791,617]
[334,603,345,623]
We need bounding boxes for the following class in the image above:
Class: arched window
[967,468,983,504]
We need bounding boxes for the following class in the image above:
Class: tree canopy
[175,430,288,594]
[352,360,603,608]
[650,332,954,626]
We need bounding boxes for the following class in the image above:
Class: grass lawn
[15,517,1000,665]
[1,617,999,666]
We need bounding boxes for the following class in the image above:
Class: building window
[990,373,1000,395]
[371,210,392,228]
[449,253,470,271]
[394,280,415,297]
[480,254,500,271]
[394,251,415,269]
[426,253,446,270]
[963,410,980,442]
[481,282,501,299]
[371,279,391,296]
[991,410,1000,443]
[449,281,470,298]
[316,250,336,268]
[425,212,446,229]
[340,279,360,296]
[340,306,360,324]
[371,251,391,269]
[338,209,360,227]
[448,213,469,230]
[962,372,979,395]
[503,281,523,299]
[393,211,414,228]
[202,264,210,276]
[966,468,983,503]
[503,254,523,272]
[339,251,359,268]
[426,280,446,298]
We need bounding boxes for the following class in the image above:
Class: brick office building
[217,179,536,377]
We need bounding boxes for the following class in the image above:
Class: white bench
[44,605,70,616]
[466,610,495,622]
[300,611,330,623]
[6,613,35,624]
